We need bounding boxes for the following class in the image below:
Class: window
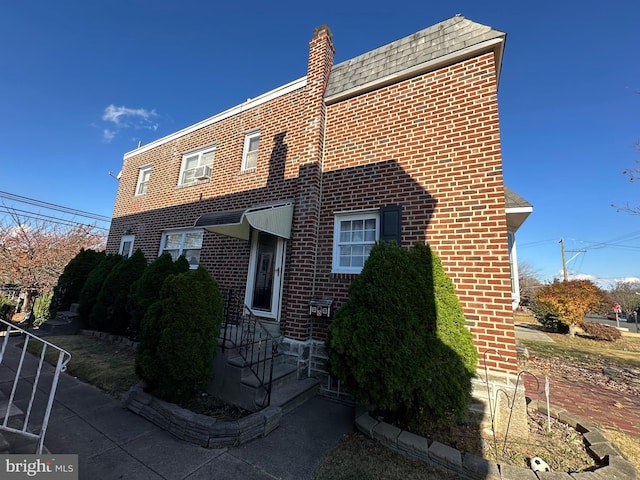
[332,212,379,273]
[119,235,135,258]
[135,166,151,196]
[179,147,215,185]
[159,229,203,268]
[241,132,260,171]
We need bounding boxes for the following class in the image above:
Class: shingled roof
[505,187,533,210]
[325,15,505,102]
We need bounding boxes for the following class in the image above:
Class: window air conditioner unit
[194,165,211,180]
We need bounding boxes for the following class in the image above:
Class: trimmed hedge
[50,249,104,317]
[327,242,477,428]
[127,254,190,340]
[89,250,147,335]
[78,253,123,323]
[136,266,223,403]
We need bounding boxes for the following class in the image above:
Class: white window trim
[119,235,135,258]
[178,146,215,186]
[135,165,152,196]
[158,229,204,269]
[332,211,380,274]
[241,131,260,172]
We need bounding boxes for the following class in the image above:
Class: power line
[0,207,109,232]
[0,190,111,223]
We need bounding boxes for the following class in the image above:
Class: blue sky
[1,1,638,287]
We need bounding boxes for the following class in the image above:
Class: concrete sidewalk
[0,336,354,480]
[514,323,554,342]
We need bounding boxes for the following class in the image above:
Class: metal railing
[0,318,71,453]
[221,290,278,408]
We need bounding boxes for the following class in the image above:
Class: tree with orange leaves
[534,279,609,336]
[0,208,106,312]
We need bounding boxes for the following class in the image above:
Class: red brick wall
[107,37,516,373]
[317,52,516,373]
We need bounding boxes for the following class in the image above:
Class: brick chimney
[285,26,335,340]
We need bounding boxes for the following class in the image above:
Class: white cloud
[103,129,116,142]
[99,104,159,142]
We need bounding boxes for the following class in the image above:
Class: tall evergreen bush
[89,249,147,335]
[78,253,123,323]
[50,249,104,317]
[126,254,189,340]
[327,242,477,428]
[136,266,223,402]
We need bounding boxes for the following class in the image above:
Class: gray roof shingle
[505,187,533,209]
[325,15,505,99]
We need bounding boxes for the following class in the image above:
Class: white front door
[245,231,285,321]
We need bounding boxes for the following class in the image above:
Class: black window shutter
[379,205,402,246]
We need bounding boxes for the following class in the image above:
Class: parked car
[606,312,627,321]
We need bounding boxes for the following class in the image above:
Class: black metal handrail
[221,289,278,408]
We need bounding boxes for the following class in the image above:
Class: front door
[246,231,285,321]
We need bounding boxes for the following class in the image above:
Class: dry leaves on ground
[524,353,640,397]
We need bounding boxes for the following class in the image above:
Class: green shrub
[78,254,124,323]
[126,254,190,340]
[530,300,570,333]
[581,322,622,341]
[50,249,105,317]
[89,250,147,335]
[32,292,53,327]
[327,242,477,428]
[136,266,223,402]
[0,294,17,320]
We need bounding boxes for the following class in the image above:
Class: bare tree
[608,280,640,317]
[0,208,106,310]
[614,152,640,214]
[518,261,542,308]
[613,91,639,214]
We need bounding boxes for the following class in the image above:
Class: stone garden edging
[354,400,638,480]
[123,383,282,448]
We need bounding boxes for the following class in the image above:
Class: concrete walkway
[514,323,554,342]
[0,335,354,480]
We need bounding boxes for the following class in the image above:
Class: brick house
[107,16,531,389]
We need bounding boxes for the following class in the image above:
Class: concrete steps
[38,304,82,336]
[212,334,319,413]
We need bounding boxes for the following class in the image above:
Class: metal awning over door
[194,201,294,240]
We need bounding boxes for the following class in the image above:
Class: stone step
[241,362,297,391]
[270,377,320,415]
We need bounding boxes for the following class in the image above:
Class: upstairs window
[241,132,260,171]
[179,147,215,185]
[135,166,151,196]
[159,229,203,269]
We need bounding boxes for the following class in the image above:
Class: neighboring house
[107,16,531,381]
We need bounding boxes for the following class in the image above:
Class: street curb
[354,402,638,479]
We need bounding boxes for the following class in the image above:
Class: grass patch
[27,335,138,398]
[603,428,640,472]
[521,332,640,369]
[313,433,460,480]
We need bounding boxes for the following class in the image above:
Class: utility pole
[560,238,568,281]
[559,238,586,281]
